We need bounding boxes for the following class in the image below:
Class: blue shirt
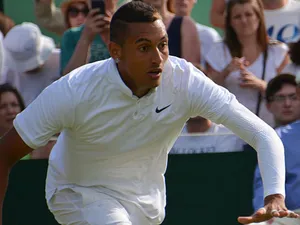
[253,120,300,211]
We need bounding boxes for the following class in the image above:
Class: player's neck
[117,65,150,98]
[263,0,287,10]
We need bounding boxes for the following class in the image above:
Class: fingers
[238,210,300,225]
[85,12,111,34]
[238,215,256,224]
[238,207,271,224]
[257,207,267,216]
[271,209,287,218]
[288,210,300,218]
[87,8,101,18]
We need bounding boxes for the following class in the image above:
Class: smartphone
[91,0,105,15]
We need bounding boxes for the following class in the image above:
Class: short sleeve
[60,28,79,74]
[204,42,231,72]
[13,76,77,149]
[270,43,289,69]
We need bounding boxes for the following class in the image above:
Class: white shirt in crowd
[264,0,300,43]
[4,49,60,106]
[205,41,288,126]
[170,123,244,154]
[195,23,221,68]
[14,56,285,224]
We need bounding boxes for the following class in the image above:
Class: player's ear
[109,41,122,62]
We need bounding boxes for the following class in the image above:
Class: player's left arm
[186,63,299,224]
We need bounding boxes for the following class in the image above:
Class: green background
[3,0,215,44]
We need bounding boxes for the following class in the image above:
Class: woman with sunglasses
[61,0,89,29]
[60,0,121,75]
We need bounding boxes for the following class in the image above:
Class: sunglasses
[68,7,89,18]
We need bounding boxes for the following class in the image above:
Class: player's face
[115,20,169,97]
[0,92,21,132]
[267,84,300,126]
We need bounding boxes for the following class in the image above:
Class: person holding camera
[60,0,119,75]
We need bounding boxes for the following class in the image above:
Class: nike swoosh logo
[156,104,171,113]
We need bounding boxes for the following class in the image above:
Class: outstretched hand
[238,194,299,224]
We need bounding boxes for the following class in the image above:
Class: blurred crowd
[0,0,300,223]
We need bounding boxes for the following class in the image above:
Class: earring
[115,58,120,63]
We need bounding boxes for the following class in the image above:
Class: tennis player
[0,1,299,224]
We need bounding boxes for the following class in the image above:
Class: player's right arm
[0,128,33,225]
[0,74,77,225]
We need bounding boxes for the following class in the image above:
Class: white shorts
[47,186,154,225]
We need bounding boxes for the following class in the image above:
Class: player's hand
[238,194,299,224]
[81,9,112,43]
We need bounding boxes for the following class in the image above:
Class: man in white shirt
[0,1,299,225]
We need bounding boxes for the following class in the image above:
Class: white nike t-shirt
[14,56,285,223]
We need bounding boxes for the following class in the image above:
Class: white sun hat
[3,22,55,73]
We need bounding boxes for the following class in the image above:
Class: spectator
[170,116,244,154]
[0,83,25,137]
[61,0,89,29]
[210,0,300,43]
[35,0,65,35]
[282,40,300,75]
[252,76,300,224]
[0,12,15,37]
[136,0,201,65]
[210,0,227,29]
[0,83,30,160]
[0,83,56,159]
[172,0,221,69]
[60,0,117,75]
[3,22,60,106]
[34,0,131,36]
[265,74,300,127]
[205,0,289,126]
